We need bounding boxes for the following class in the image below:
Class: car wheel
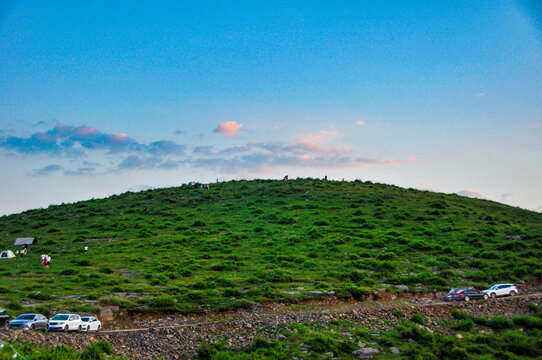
[30,324,35,330]
[483,294,488,300]
[63,325,68,333]
[78,325,82,333]
[490,292,496,299]
[96,325,101,332]
[86,326,90,333]
[464,296,470,301]
[509,291,516,296]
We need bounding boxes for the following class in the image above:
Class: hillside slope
[0,179,541,313]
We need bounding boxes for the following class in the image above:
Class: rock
[307,291,324,295]
[395,285,409,291]
[99,307,119,321]
[357,341,366,348]
[390,347,400,354]
[277,334,287,340]
[283,291,298,296]
[352,347,380,359]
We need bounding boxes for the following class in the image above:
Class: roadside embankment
[1,294,540,360]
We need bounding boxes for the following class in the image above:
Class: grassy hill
[0,179,541,314]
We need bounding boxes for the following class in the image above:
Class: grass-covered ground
[0,340,126,360]
[0,179,541,314]
[196,304,542,359]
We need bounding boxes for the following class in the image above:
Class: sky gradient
[1,1,541,215]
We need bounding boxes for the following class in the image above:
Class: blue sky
[1,0,541,215]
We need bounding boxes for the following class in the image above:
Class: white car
[48,314,82,332]
[483,284,519,298]
[81,316,101,332]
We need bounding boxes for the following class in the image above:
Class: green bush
[488,316,513,329]
[6,300,23,311]
[410,313,425,325]
[79,343,105,360]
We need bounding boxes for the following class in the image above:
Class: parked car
[443,287,488,301]
[81,316,101,332]
[48,314,82,332]
[8,314,49,331]
[483,284,519,298]
[0,308,10,328]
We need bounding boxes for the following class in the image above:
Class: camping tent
[14,237,35,246]
[0,250,15,259]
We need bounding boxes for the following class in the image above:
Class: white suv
[483,284,519,298]
[48,314,82,332]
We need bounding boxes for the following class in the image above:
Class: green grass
[0,341,124,360]
[0,179,541,313]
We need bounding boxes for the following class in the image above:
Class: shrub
[453,318,475,331]
[192,220,206,227]
[527,302,539,314]
[223,288,240,297]
[307,333,337,352]
[248,337,272,351]
[451,309,468,320]
[341,282,371,300]
[33,305,51,317]
[488,316,513,329]
[410,313,425,325]
[512,315,542,329]
[99,267,114,274]
[231,299,253,309]
[79,343,105,360]
[150,297,177,310]
[196,342,214,359]
[60,268,79,276]
[186,290,205,301]
[28,292,52,301]
[95,341,114,355]
[6,300,23,311]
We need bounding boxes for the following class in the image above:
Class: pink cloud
[295,127,345,155]
[213,121,242,137]
[356,121,366,126]
[476,92,486,98]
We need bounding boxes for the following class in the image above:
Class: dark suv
[0,308,9,328]
[444,287,488,302]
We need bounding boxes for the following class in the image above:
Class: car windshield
[15,314,35,320]
[81,317,90,322]
[51,315,69,321]
[448,288,458,294]
[489,285,497,290]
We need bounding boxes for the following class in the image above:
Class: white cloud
[456,189,483,198]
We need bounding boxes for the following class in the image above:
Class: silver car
[483,284,519,298]
[8,314,49,331]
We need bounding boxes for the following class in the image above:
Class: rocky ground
[1,292,541,360]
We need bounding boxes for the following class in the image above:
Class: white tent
[0,250,15,259]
